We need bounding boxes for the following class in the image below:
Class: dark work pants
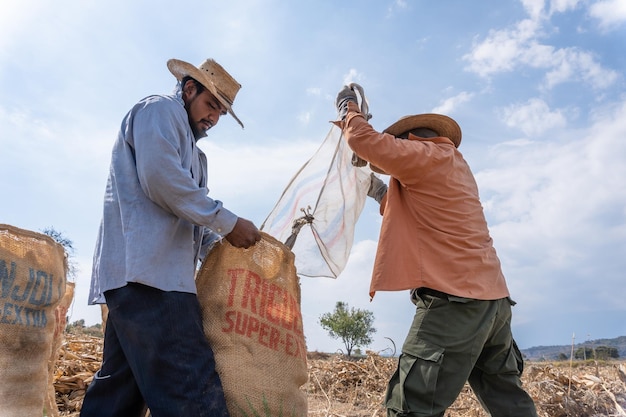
[385,292,537,417]
[79,283,229,417]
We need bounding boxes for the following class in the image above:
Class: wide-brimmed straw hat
[370,113,462,174]
[167,58,244,128]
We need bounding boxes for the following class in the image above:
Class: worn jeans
[79,283,229,417]
[386,291,537,417]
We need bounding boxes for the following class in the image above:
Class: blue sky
[2,0,625,353]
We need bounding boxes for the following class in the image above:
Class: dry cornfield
[54,334,626,417]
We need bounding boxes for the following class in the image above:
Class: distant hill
[521,335,626,361]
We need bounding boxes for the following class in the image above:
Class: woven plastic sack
[196,232,307,417]
[0,224,67,417]
[261,123,371,278]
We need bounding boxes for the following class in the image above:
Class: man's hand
[335,85,358,120]
[351,152,367,167]
[225,218,261,248]
[367,173,388,204]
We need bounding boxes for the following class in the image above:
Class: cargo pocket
[512,339,524,374]
[498,339,525,376]
[386,339,444,416]
[483,338,524,377]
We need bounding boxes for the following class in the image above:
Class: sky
[1,0,625,354]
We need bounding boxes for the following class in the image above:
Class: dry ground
[54,334,626,417]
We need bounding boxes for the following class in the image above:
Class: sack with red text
[196,232,308,417]
[0,224,67,417]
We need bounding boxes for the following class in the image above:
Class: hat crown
[198,59,241,105]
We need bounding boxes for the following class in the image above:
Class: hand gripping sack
[196,232,308,417]
[0,224,67,417]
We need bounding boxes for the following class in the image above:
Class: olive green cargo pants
[385,290,537,417]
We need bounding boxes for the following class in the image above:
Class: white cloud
[386,0,409,18]
[463,19,542,76]
[415,36,430,49]
[476,98,626,312]
[463,5,618,90]
[549,0,581,14]
[545,48,619,89]
[298,111,312,125]
[589,0,626,29]
[343,68,365,86]
[502,0,581,24]
[499,98,567,135]
[306,87,321,96]
[432,91,474,114]
[521,0,546,20]
[395,0,408,9]
[1,106,54,140]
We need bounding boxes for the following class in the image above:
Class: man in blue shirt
[80,58,261,417]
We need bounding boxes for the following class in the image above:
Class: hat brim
[370,113,462,174]
[167,59,244,128]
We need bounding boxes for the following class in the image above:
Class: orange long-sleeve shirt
[339,102,510,300]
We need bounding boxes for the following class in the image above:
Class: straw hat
[167,58,244,128]
[370,113,462,174]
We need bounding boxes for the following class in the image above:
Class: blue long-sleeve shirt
[88,93,238,304]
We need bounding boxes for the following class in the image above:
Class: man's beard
[189,118,207,139]
[185,94,208,140]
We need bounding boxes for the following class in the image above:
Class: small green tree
[319,301,376,357]
[574,347,594,360]
[594,346,619,360]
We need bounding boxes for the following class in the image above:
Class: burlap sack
[44,281,75,417]
[100,303,109,335]
[0,224,67,417]
[196,232,308,417]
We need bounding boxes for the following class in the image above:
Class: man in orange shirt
[336,85,537,417]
